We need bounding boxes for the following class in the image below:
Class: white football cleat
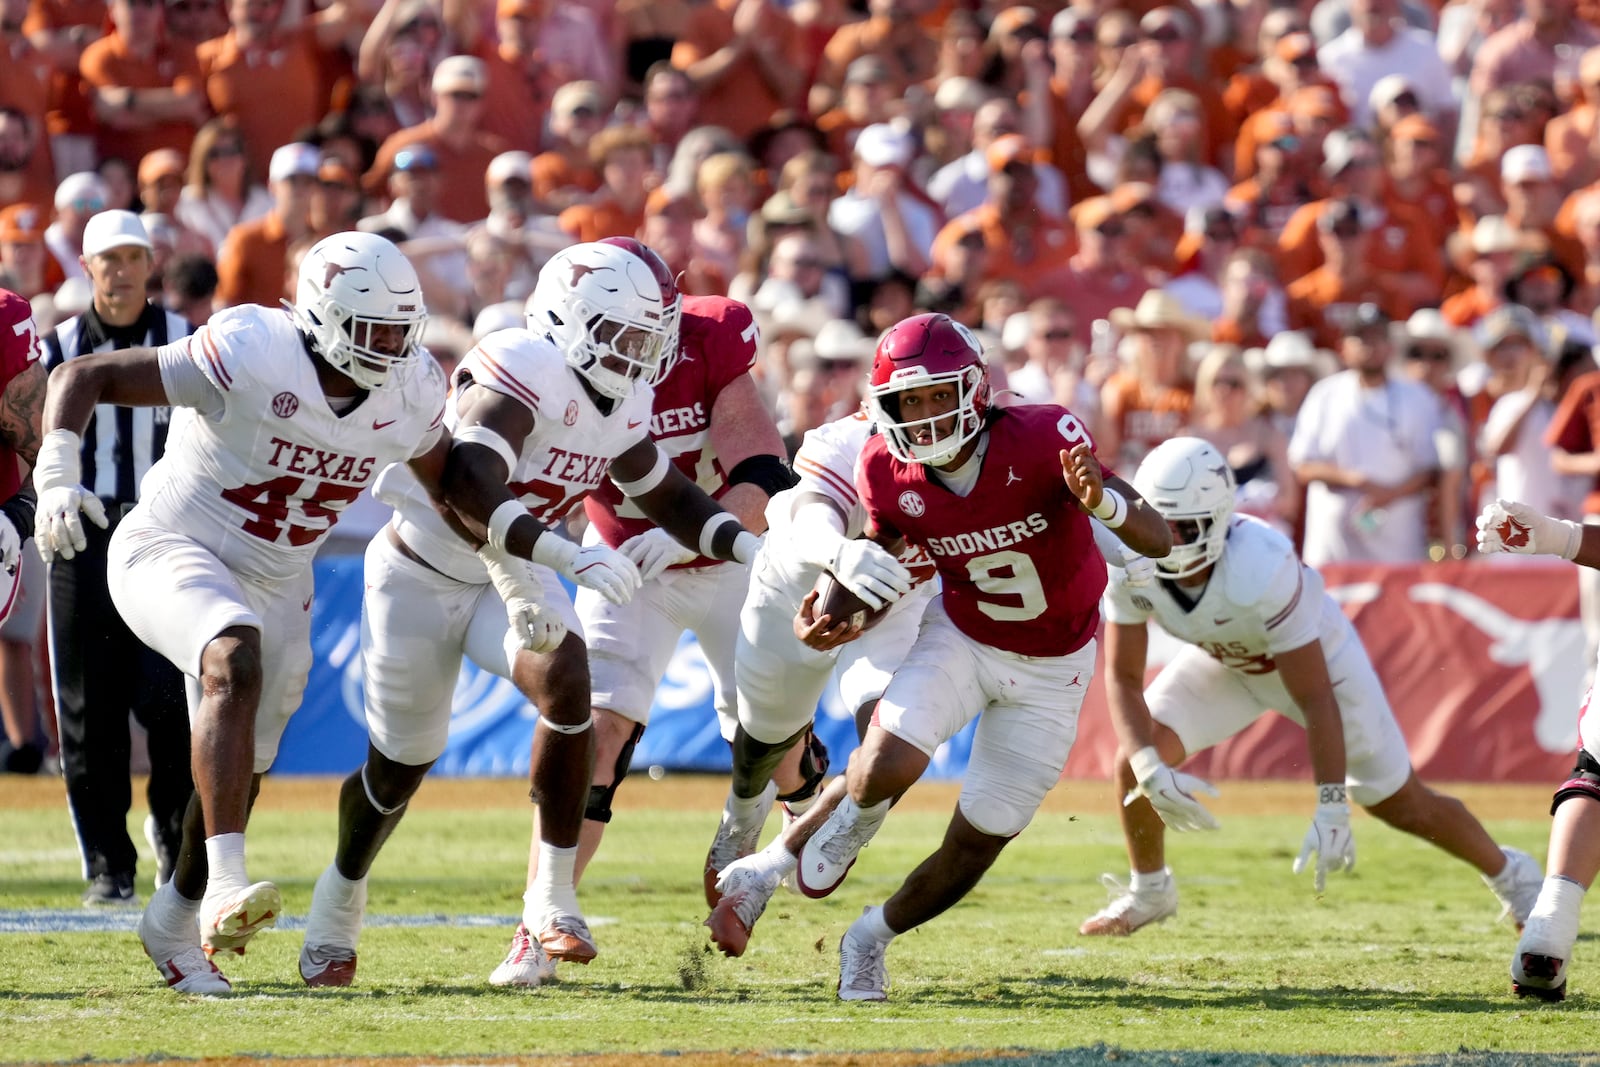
[703,781,777,908]
[1487,847,1543,930]
[837,907,890,1002]
[138,903,232,995]
[489,922,556,987]
[299,865,367,987]
[797,797,884,899]
[1513,911,1574,1002]
[705,859,782,958]
[1078,873,1178,936]
[201,881,282,957]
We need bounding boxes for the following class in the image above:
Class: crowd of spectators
[7,0,1600,770]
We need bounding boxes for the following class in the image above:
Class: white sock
[857,796,891,826]
[782,793,817,818]
[1130,868,1171,894]
[526,843,579,924]
[319,863,365,906]
[1524,875,1587,955]
[727,788,768,827]
[854,904,897,944]
[146,881,200,940]
[204,833,248,896]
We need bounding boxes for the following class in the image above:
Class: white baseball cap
[54,171,109,213]
[81,210,153,257]
[1502,144,1554,185]
[486,150,533,186]
[853,123,915,169]
[268,142,321,183]
[431,55,487,96]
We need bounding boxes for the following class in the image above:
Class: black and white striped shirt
[45,305,193,505]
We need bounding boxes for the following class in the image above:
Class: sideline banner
[274,556,1583,783]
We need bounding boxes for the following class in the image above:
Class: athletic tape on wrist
[1091,487,1128,528]
[1128,746,1163,784]
[33,429,82,493]
[699,512,738,557]
[485,499,526,551]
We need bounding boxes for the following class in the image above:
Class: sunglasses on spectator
[1096,222,1126,238]
[1102,35,1137,48]
[1291,54,1318,68]
[1043,328,1074,341]
[567,105,600,119]
[1486,109,1524,122]
[1205,226,1237,242]
[210,142,244,158]
[1390,91,1420,109]
[788,256,825,270]
[1329,222,1362,239]
[445,90,483,102]
[1270,135,1300,151]
[1061,26,1095,44]
[1405,346,1451,363]
[1143,26,1182,43]
[1213,377,1247,390]
[125,0,162,8]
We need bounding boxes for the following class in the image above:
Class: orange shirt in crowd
[930,204,1076,298]
[367,120,508,224]
[1276,198,1444,289]
[79,33,204,166]
[671,0,801,140]
[24,0,104,139]
[1439,284,1499,328]
[814,16,938,101]
[197,24,333,180]
[1100,371,1193,466]
[1028,78,1098,206]
[0,38,59,195]
[558,197,646,243]
[1122,72,1234,168]
[474,39,545,155]
[530,150,601,206]
[214,211,290,309]
[1285,269,1410,350]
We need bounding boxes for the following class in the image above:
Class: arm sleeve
[156,338,225,417]
[791,422,861,515]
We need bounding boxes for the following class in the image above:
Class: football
[813,570,890,633]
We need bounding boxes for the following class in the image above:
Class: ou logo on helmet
[899,490,925,517]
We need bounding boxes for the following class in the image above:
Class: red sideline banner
[1062,561,1584,784]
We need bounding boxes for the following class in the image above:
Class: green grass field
[2,774,1597,1065]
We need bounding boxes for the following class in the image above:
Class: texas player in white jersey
[33,232,565,996]
[703,407,937,958]
[792,314,1172,1002]
[298,239,766,990]
[1476,495,1600,1000]
[1080,436,1541,944]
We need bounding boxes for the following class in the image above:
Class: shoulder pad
[1220,515,1300,607]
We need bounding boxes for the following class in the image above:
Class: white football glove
[1120,552,1158,587]
[1476,498,1582,560]
[829,539,914,611]
[530,532,642,606]
[33,429,107,563]
[479,544,566,654]
[1293,789,1356,894]
[618,527,698,582]
[1124,746,1220,832]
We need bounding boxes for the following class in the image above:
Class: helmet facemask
[869,361,988,465]
[296,298,427,391]
[291,232,427,391]
[1131,437,1236,579]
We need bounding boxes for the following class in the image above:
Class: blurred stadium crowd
[4,0,1600,761]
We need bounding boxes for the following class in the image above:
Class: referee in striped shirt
[43,211,192,907]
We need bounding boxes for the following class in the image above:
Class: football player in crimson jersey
[1081,438,1539,944]
[491,277,810,985]
[795,312,1171,1001]
[1478,495,1600,1000]
[0,290,44,623]
[305,239,766,990]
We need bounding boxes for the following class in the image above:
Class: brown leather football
[812,570,890,632]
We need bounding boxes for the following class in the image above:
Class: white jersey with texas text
[1102,514,1354,672]
[383,327,653,583]
[145,303,446,585]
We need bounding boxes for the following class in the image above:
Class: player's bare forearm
[718,482,770,532]
[707,374,788,534]
[634,466,743,557]
[42,348,169,436]
[1574,526,1600,570]
[1105,622,1158,757]
[0,361,46,466]
[1103,476,1172,560]
[1276,640,1348,786]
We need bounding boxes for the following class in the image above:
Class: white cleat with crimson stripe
[201,881,282,958]
[138,903,232,994]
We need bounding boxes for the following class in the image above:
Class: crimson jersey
[856,404,1110,658]
[583,295,760,567]
[0,289,43,501]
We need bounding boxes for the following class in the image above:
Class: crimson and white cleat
[797,798,883,899]
[703,782,777,908]
[837,907,889,1002]
[138,906,232,994]
[705,860,782,958]
[489,922,556,987]
[537,913,598,964]
[1078,873,1178,936]
[201,881,281,957]
[299,865,366,987]
[299,945,357,987]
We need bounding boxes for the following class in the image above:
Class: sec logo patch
[898,490,925,517]
[271,391,299,418]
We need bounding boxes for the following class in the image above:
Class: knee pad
[585,721,646,824]
[1551,748,1600,815]
[775,726,830,804]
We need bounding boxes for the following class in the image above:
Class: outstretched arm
[1061,443,1172,560]
[1477,498,1600,569]
[611,437,760,565]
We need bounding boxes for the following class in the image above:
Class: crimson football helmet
[867,312,990,465]
[526,238,682,399]
[1132,436,1236,578]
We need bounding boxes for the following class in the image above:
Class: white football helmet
[291,231,427,390]
[1132,436,1236,578]
[526,238,681,400]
